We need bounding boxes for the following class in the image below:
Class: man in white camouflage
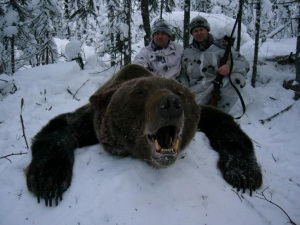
[177,16,250,113]
[133,18,183,79]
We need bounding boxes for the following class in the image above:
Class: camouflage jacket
[177,34,250,102]
[132,41,184,79]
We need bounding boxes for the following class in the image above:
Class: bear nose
[158,94,183,119]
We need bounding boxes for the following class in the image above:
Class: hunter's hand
[217,63,231,76]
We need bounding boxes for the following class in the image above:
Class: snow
[0,12,299,225]
[2,8,19,27]
[3,26,18,37]
[65,40,82,60]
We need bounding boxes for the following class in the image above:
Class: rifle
[209,13,241,107]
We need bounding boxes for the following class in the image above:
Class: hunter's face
[153,32,170,48]
[192,27,209,43]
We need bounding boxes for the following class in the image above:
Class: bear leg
[26,106,98,206]
[198,105,262,195]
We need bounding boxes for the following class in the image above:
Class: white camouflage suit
[177,36,250,112]
[132,41,184,79]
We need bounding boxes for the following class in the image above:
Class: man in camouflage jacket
[177,16,250,113]
[133,18,184,79]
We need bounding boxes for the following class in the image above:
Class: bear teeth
[154,139,179,153]
[173,139,179,151]
[154,139,162,152]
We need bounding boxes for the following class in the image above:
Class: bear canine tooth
[154,139,162,152]
[173,139,179,152]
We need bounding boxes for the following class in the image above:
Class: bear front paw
[26,156,73,206]
[218,155,262,196]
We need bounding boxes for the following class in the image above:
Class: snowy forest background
[0,0,299,76]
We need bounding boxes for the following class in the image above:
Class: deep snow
[0,12,299,225]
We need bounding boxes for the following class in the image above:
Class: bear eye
[176,90,183,96]
[135,89,145,95]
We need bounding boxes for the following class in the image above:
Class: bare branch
[272,154,278,162]
[275,1,298,4]
[67,79,89,101]
[67,89,80,101]
[259,104,294,124]
[0,152,28,163]
[256,188,297,225]
[73,79,89,99]
[20,98,29,149]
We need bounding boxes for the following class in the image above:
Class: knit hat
[151,19,172,37]
[189,16,210,33]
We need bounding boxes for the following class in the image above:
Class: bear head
[90,75,200,168]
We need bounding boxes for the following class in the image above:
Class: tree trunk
[108,3,116,66]
[183,0,190,49]
[45,32,49,65]
[251,1,261,88]
[296,6,300,84]
[141,0,151,46]
[64,0,71,39]
[236,0,243,51]
[10,36,15,74]
[160,0,164,19]
[123,0,131,65]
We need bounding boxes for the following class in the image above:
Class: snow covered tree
[191,0,212,12]
[271,0,298,38]
[97,0,133,66]
[97,0,124,66]
[69,0,100,45]
[0,0,33,74]
[29,0,60,66]
[0,4,17,74]
[62,0,71,39]
[159,0,176,18]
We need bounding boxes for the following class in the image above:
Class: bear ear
[89,87,117,112]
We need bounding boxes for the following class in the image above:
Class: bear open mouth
[147,125,180,154]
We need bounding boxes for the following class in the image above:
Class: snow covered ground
[0,13,299,225]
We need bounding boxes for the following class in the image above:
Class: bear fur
[26,64,262,207]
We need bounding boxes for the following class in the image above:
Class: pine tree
[69,0,99,43]
[0,0,33,74]
[100,0,133,66]
[30,0,60,66]
[191,0,211,12]
[159,0,175,18]
[62,0,71,39]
